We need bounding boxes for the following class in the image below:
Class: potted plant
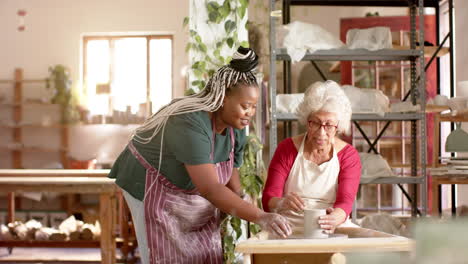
[46,65,80,124]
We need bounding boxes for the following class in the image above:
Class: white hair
[295,80,352,135]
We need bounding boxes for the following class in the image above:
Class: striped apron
[281,135,340,235]
[128,127,234,264]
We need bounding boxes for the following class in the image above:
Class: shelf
[289,0,440,7]
[0,102,59,107]
[275,112,424,121]
[0,237,133,248]
[0,124,66,129]
[275,48,422,61]
[360,176,425,184]
[0,146,68,152]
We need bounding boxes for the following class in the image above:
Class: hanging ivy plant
[221,130,265,263]
[184,1,266,263]
[183,0,250,95]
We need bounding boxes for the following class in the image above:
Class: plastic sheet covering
[283,21,345,62]
[276,93,304,113]
[341,85,389,116]
[359,152,394,178]
[346,27,392,51]
[359,213,408,237]
[427,94,449,106]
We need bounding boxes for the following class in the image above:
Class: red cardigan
[262,138,361,215]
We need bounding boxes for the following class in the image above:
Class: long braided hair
[133,46,259,144]
[133,47,258,198]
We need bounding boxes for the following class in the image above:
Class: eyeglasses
[308,120,338,133]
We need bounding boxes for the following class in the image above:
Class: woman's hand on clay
[275,192,305,213]
[256,212,292,238]
[318,207,347,234]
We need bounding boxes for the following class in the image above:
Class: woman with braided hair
[109,47,291,264]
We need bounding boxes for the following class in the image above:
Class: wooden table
[431,173,468,216]
[0,169,117,264]
[236,227,414,264]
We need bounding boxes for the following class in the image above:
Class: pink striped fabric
[128,128,235,264]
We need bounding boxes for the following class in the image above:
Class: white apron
[281,135,340,235]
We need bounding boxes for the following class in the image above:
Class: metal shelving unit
[275,48,422,61]
[276,113,425,121]
[269,0,431,216]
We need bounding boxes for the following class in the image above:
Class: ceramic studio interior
[1,0,468,263]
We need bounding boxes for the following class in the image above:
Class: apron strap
[230,127,235,153]
[127,141,153,171]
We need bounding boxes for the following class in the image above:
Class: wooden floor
[0,247,136,264]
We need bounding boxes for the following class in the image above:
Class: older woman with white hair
[262,80,361,235]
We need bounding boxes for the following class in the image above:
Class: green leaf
[199,43,207,53]
[224,234,233,245]
[182,16,189,27]
[185,43,192,53]
[240,0,249,8]
[220,0,231,18]
[227,37,234,48]
[224,20,236,34]
[189,30,197,37]
[232,33,238,43]
[237,6,247,19]
[240,41,249,48]
[195,35,202,44]
[185,88,195,96]
[191,61,200,70]
[231,217,242,239]
[193,68,203,78]
[208,11,219,23]
[207,1,220,11]
[200,80,206,89]
[214,48,221,58]
[199,61,206,70]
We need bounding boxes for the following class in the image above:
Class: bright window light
[113,38,147,113]
[86,40,109,115]
[150,38,172,113]
[84,35,173,118]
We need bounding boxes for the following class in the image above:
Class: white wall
[0,0,188,168]
[0,0,189,97]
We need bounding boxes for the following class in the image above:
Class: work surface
[0,169,118,264]
[236,227,414,254]
[236,227,413,264]
[0,169,110,177]
[0,169,114,193]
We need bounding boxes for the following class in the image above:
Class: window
[83,35,173,117]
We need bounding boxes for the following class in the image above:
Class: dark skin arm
[185,164,261,222]
[226,168,242,196]
[185,163,292,237]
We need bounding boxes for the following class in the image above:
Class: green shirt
[108,111,246,201]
